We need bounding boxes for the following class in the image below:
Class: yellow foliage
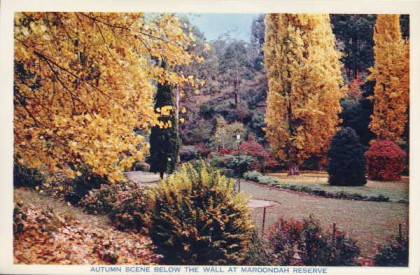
[264,14,345,167]
[14,12,197,181]
[368,14,409,142]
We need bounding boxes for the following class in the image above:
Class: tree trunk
[159,171,164,179]
[288,163,300,176]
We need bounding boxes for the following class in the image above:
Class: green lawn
[264,172,408,203]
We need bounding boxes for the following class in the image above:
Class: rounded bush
[149,162,253,265]
[268,216,360,266]
[327,127,367,186]
[109,187,154,233]
[374,234,408,266]
[365,140,406,181]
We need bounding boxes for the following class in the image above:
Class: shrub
[65,169,110,205]
[243,170,262,182]
[131,161,150,172]
[268,216,360,266]
[244,230,275,265]
[209,152,229,168]
[225,155,255,176]
[327,127,367,186]
[13,163,44,188]
[179,145,199,162]
[109,187,154,233]
[149,162,253,265]
[374,233,408,266]
[239,141,270,172]
[365,140,406,181]
[196,143,212,159]
[243,170,279,186]
[79,184,122,215]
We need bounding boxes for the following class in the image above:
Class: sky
[183,13,260,42]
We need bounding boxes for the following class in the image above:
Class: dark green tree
[327,127,367,186]
[330,14,376,79]
[149,82,180,179]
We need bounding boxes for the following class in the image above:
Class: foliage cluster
[108,187,154,233]
[374,232,408,266]
[13,163,44,188]
[264,14,345,175]
[14,12,199,182]
[365,140,406,181]
[327,127,366,186]
[78,182,153,233]
[268,216,360,266]
[243,230,275,265]
[149,162,253,265]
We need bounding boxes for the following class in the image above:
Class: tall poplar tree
[149,82,180,179]
[264,14,345,175]
[368,14,409,142]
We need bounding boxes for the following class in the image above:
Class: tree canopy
[14,12,199,182]
[264,13,345,175]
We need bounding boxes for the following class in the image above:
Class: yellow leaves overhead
[14,12,198,181]
[368,14,409,142]
[263,14,345,167]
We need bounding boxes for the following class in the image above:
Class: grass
[244,171,408,203]
[241,180,408,261]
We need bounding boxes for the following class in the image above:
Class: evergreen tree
[327,127,366,186]
[368,14,409,142]
[149,83,180,179]
[330,14,376,79]
[264,14,345,175]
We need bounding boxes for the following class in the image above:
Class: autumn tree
[149,82,180,179]
[368,14,409,142]
[14,12,199,182]
[264,14,345,175]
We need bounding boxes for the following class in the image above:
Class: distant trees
[368,14,409,142]
[264,14,345,175]
[330,15,376,79]
[149,83,180,179]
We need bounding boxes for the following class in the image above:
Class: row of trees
[264,14,409,177]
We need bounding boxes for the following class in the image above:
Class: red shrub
[239,141,270,172]
[197,143,212,158]
[365,140,406,181]
[239,141,269,158]
[219,148,234,155]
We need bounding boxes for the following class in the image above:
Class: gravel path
[241,180,408,259]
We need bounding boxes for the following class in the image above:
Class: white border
[1,1,419,275]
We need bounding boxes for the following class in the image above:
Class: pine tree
[327,127,366,186]
[368,14,409,142]
[264,14,345,175]
[149,82,180,179]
